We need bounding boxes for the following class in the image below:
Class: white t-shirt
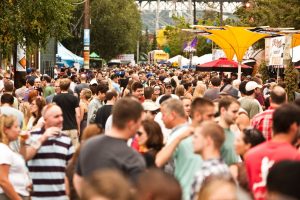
[0,143,30,196]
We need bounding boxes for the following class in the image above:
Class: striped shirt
[27,128,74,200]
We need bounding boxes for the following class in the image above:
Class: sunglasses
[137,131,142,136]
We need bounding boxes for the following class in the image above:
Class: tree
[90,0,141,61]
[284,61,299,101]
[235,0,300,29]
[163,16,211,57]
[151,33,157,51]
[0,0,75,56]
[139,28,150,56]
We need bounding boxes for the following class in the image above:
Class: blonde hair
[193,83,206,99]
[0,115,17,144]
[81,88,92,100]
[175,85,185,97]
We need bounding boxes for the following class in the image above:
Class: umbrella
[196,57,253,73]
[90,52,101,60]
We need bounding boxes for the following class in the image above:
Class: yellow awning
[204,34,235,60]
[206,26,269,62]
[292,34,300,47]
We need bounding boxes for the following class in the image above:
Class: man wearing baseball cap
[238,81,263,119]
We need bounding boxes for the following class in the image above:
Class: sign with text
[268,36,285,66]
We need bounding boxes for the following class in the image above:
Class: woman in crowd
[175,85,185,98]
[79,88,92,137]
[152,85,163,101]
[26,96,46,131]
[193,83,206,99]
[234,128,266,192]
[0,115,30,200]
[137,120,164,167]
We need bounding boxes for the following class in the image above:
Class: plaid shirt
[251,107,275,141]
[190,158,231,200]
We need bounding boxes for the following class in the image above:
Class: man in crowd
[190,121,231,200]
[74,73,89,97]
[245,103,300,200]
[203,76,221,101]
[238,81,263,119]
[156,98,201,200]
[131,81,144,102]
[218,96,240,166]
[20,104,74,200]
[251,86,286,140]
[95,90,118,129]
[53,78,80,147]
[87,83,109,124]
[42,75,55,98]
[74,98,146,197]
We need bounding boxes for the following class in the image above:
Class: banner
[16,44,26,72]
[269,36,285,66]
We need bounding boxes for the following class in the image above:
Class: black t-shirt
[53,93,79,130]
[76,135,146,181]
[95,104,113,129]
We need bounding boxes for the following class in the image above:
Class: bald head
[270,86,286,105]
[42,104,63,129]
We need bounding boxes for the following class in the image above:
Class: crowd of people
[0,64,300,200]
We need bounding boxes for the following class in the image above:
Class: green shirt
[169,127,202,200]
[221,128,239,166]
[43,86,55,98]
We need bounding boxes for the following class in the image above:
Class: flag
[190,37,198,48]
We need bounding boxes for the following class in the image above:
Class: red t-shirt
[245,141,300,200]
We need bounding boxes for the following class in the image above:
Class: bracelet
[29,140,42,150]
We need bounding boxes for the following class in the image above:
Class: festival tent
[57,42,84,67]
[192,54,213,65]
[196,57,253,73]
[167,55,190,67]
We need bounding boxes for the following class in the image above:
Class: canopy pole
[238,61,242,81]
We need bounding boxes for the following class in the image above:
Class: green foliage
[90,0,141,61]
[0,0,75,56]
[284,62,299,102]
[235,0,300,29]
[151,33,157,51]
[163,16,211,57]
[139,28,150,56]
[258,61,270,83]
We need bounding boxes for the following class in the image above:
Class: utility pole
[220,0,223,26]
[83,0,90,69]
[193,0,196,24]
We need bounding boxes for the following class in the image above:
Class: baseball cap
[142,101,160,111]
[90,79,98,85]
[245,81,262,91]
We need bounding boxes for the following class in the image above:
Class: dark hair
[4,81,14,92]
[112,98,143,129]
[1,93,14,105]
[243,128,265,147]
[27,76,35,86]
[191,97,214,119]
[273,103,300,134]
[210,77,221,87]
[43,75,51,83]
[141,120,164,152]
[131,82,143,92]
[159,94,172,105]
[96,83,109,95]
[144,87,154,99]
[218,96,240,112]
[32,97,46,126]
[105,90,118,101]
[183,82,192,90]
[239,81,248,95]
[267,160,300,200]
